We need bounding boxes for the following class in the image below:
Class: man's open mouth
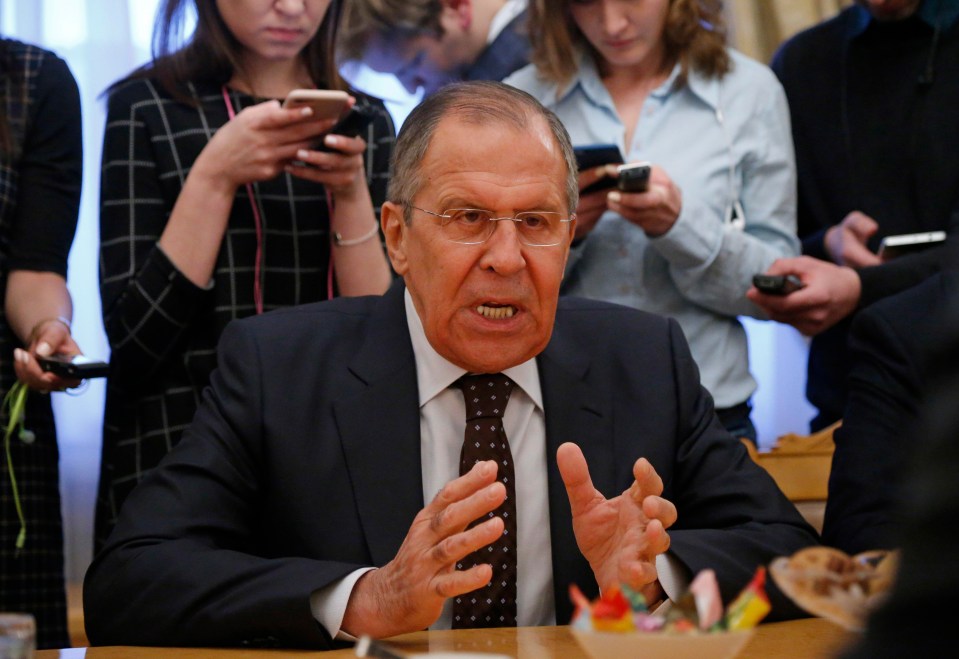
[476,304,516,319]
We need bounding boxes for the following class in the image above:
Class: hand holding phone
[282,89,350,121]
[316,106,376,152]
[616,162,651,193]
[752,274,806,296]
[574,144,624,195]
[38,354,110,379]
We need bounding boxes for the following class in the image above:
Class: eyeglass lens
[439,208,569,246]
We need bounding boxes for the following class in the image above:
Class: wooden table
[38,618,855,658]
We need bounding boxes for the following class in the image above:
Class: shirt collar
[556,50,718,112]
[403,288,543,409]
[487,0,527,45]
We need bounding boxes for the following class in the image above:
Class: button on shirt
[505,51,799,408]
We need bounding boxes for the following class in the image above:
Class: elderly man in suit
[84,81,816,649]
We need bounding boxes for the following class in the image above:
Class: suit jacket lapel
[334,282,425,566]
[538,320,615,621]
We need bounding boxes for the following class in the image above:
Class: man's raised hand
[557,442,676,599]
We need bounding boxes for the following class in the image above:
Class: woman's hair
[529,0,731,89]
[111,0,346,102]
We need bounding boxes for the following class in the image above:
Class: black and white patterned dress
[0,39,81,649]
[95,77,394,547]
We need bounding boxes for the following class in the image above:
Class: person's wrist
[188,153,241,198]
[342,571,389,638]
[333,223,380,247]
[327,174,367,201]
[28,316,71,344]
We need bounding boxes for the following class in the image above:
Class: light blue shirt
[505,50,799,408]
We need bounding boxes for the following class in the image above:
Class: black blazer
[84,282,817,648]
[824,272,957,553]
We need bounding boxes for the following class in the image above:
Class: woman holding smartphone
[0,37,83,648]
[96,0,393,546]
[506,0,799,442]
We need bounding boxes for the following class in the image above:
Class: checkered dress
[95,78,394,547]
[0,39,81,649]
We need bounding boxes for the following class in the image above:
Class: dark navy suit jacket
[465,10,530,83]
[84,282,816,648]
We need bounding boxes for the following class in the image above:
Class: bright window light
[43,0,88,48]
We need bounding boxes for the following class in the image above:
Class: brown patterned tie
[452,373,518,628]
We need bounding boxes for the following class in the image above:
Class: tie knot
[458,373,514,420]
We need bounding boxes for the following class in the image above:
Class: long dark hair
[110,0,347,103]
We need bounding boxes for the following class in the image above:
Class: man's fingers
[432,515,504,567]
[629,457,663,499]
[422,462,505,543]
[429,460,498,511]
[430,563,493,600]
[642,496,677,530]
[557,442,601,515]
[431,483,506,538]
[643,518,671,555]
[619,559,659,591]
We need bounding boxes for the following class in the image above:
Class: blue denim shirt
[506,50,799,408]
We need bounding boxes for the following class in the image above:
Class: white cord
[715,93,746,231]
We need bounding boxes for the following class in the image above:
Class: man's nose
[478,220,527,274]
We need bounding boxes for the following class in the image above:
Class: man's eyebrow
[435,196,483,210]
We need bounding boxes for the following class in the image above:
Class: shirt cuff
[656,552,690,602]
[651,199,722,268]
[309,567,377,641]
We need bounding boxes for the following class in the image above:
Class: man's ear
[382,201,410,276]
[562,216,578,276]
[442,0,473,31]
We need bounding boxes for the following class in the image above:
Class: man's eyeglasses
[408,206,575,246]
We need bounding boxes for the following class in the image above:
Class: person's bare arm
[288,131,391,296]
[159,102,337,287]
[5,270,80,390]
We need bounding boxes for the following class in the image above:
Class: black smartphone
[617,162,651,193]
[573,144,624,195]
[38,354,110,379]
[752,274,806,296]
[316,105,376,152]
